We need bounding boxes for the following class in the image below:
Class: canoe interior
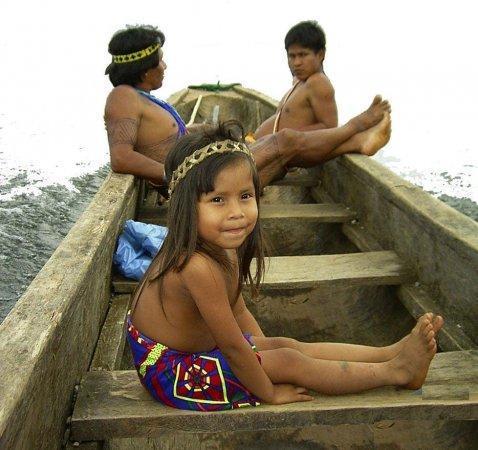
[173,86,277,134]
[3,85,475,449]
[76,86,476,448]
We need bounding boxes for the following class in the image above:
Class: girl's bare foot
[351,95,392,132]
[389,313,437,390]
[384,335,409,360]
[432,314,444,337]
[357,112,392,156]
[386,313,444,361]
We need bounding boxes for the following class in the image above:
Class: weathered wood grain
[258,251,414,289]
[136,203,357,257]
[90,295,131,371]
[342,222,383,252]
[0,173,138,450]
[342,221,476,351]
[270,174,318,187]
[104,420,478,450]
[137,203,355,224]
[70,351,478,441]
[113,251,413,293]
[173,87,276,134]
[311,155,478,346]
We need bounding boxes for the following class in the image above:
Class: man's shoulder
[105,85,141,116]
[305,73,335,98]
[107,84,140,103]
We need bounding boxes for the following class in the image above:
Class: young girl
[127,122,443,411]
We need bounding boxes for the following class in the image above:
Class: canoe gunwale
[0,173,138,449]
[311,154,478,347]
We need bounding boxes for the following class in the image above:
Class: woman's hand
[268,384,313,405]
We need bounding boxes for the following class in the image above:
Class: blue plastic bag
[113,220,168,280]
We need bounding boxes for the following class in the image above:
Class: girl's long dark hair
[138,121,266,305]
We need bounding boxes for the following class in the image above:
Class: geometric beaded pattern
[139,342,167,377]
[112,43,160,64]
[168,139,254,196]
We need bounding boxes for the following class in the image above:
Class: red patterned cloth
[126,314,262,411]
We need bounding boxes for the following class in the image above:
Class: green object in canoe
[187,82,241,92]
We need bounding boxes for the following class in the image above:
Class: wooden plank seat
[136,203,358,256]
[70,351,478,442]
[342,222,477,352]
[113,251,413,294]
[136,203,356,225]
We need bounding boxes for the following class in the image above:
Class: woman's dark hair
[140,121,266,305]
[105,25,165,87]
[285,20,326,53]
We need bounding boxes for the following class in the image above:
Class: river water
[0,0,476,322]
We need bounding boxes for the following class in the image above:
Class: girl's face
[197,159,258,250]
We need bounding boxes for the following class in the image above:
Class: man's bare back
[105,84,180,169]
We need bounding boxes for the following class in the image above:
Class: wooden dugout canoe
[0,85,476,449]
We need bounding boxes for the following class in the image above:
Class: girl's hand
[269,384,313,405]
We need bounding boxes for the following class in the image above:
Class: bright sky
[0,0,476,199]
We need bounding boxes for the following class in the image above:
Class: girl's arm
[233,294,265,337]
[180,254,277,402]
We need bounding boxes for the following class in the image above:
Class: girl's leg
[258,315,437,395]
[254,335,406,363]
[253,314,443,363]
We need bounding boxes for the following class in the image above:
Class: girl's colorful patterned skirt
[126,315,262,411]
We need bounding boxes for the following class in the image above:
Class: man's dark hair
[105,25,165,87]
[285,21,326,53]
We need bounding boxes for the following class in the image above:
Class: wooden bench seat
[343,222,477,352]
[70,350,477,442]
[113,250,414,294]
[137,203,358,256]
[137,202,356,225]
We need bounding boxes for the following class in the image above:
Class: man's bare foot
[351,95,392,132]
[390,313,437,390]
[357,112,392,156]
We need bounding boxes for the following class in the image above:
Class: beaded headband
[168,140,254,196]
[112,43,160,64]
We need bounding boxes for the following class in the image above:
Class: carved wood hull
[1,85,476,449]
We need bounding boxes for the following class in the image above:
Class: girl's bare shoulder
[180,252,225,285]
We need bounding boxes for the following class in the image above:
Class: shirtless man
[104,25,391,187]
[255,20,338,138]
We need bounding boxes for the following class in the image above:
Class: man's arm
[186,123,208,133]
[300,74,338,131]
[105,86,165,184]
